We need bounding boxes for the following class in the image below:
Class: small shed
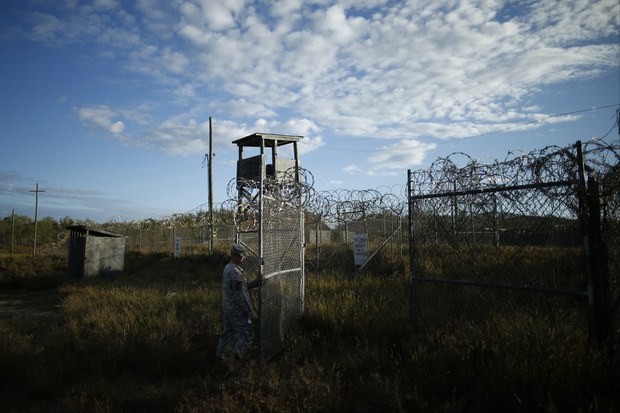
[67,225,126,279]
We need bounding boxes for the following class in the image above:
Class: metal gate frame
[407,141,611,348]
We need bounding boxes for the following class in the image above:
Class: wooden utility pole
[29,183,45,256]
[10,209,15,255]
[208,116,214,252]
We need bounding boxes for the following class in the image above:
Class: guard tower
[234,133,301,182]
[232,132,305,361]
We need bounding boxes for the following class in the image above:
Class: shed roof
[66,225,123,238]
[232,133,302,148]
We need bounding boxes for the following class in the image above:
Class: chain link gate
[407,141,616,350]
[259,196,304,360]
[237,199,304,362]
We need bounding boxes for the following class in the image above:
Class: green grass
[0,252,617,412]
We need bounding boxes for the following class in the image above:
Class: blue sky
[1,0,618,223]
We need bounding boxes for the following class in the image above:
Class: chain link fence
[598,148,619,355]
[408,140,619,353]
[93,185,409,278]
[16,136,614,358]
[258,196,304,360]
[304,189,407,277]
[305,212,405,277]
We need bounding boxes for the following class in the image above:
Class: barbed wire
[99,140,618,235]
[410,139,619,195]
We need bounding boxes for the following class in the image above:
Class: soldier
[216,243,261,362]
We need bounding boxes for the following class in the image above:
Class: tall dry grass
[0,251,616,412]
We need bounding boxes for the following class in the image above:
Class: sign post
[174,236,181,258]
[354,233,368,267]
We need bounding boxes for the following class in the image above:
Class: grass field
[0,251,617,412]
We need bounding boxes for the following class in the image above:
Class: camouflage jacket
[221,262,258,320]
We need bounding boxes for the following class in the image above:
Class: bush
[0,254,66,289]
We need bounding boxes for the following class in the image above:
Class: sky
[0,0,618,223]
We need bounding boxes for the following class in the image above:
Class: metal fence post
[493,194,500,247]
[452,181,458,248]
[575,141,599,347]
[407,170,416,323]
[587,175,611,352]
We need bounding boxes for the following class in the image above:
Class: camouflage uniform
[216,260,259,360]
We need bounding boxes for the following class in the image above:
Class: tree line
[0,214,96,251]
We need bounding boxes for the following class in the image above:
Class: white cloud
[135,0,178,38]
[109,121,125,134]
[269,0,303,18]
[74,106,125,135]
[160,48,190,74]
[219,99,277,119]
[22,0,619,165]
[26,12,64,42]
[313,4,358,45]
[92,0,119,11]
[178,23,210,45]
[526,0,619,45]
[298,135,325,155]
[343,164,362,174]
[253,117,325,155]
[369,139,438,170]
[191,0,246,31]
[146,116,209,156]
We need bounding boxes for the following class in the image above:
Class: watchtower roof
[232,133,302,148]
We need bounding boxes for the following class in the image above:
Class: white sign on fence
[174,236,181,257]
[354,233,368,266]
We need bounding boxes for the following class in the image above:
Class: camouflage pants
[216,314,254,360]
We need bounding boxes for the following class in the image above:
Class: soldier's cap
[231,243,246,257]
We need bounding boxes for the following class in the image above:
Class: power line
[321,103,620,153]
[453,103,620,144]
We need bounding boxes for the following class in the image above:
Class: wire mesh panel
[407,142,601,348]
[410,185,589,348]
[411,185,584,286]
[260,195,304,360]
[304,189,407,276]
[600,164,620,354]
[234,191,305,361]
[238,231,260,275]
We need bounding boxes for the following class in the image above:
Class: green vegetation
[0,215,94,254]
[0,254,67,289]
[0,252,617,412]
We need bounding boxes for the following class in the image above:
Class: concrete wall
[68,235,125,279]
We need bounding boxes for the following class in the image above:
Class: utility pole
[208,116,214,252]
[29,183,45,256]
[10,209,15,256]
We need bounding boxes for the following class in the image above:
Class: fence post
[407,170,416,323]
[575,141,599,348]
[433,210,438,244]
[587,176,611,352]
[493,194,500,247]
[10,209,15,255]
[315,219,320,277]
[451,181,458,248]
